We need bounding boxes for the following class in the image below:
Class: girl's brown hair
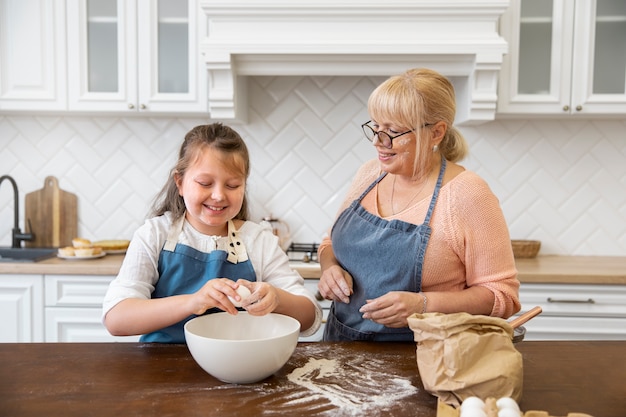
[150,123,250,220]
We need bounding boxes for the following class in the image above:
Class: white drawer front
[519,283,626,318]
[45,307,139,342]
[521,316,626,341]
[45,275,114,307]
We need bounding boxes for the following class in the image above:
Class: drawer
[519,283,626,318]
[45,307,139,342]
[521,316,626,341]
[45,275,115,307]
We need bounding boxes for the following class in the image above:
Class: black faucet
[0,175,34,248]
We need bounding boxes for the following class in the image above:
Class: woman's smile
[378,149,396,162]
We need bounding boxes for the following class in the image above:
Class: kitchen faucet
[0,175,34,248]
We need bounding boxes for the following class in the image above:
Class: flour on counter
[286,354,418,415]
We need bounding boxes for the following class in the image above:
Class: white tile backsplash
[2,75,626,256]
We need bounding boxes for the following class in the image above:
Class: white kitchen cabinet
[516,283,626,340]
[44,274,139,342]
[498,0,626,116]
[0,274,44,342]
[0,0,67,111]
[0,0,206,114]
[66,0,207,113]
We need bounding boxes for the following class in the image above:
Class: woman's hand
[318,264,354,303]
[359,291,422,328]
[189,278,240,315]
[239,280,279,316]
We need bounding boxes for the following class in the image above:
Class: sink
[0,247,57,262]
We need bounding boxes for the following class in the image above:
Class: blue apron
[141,217,256,343]
[324,157,446,341]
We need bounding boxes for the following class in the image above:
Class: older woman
[317,68,520,341]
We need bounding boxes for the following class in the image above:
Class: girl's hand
[189,278,240,315]
[238,280,279,316]
[318,264,353,303]
[359,291,422,328]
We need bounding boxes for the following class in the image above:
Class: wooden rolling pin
[509,306,542,328]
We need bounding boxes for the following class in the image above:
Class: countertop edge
[1,255,626,285]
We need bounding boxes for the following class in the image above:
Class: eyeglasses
[361,121,434,149]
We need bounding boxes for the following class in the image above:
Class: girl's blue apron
[141,217,256,343]
[324,157,446,341]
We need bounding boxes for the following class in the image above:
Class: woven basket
[511,240,541,258]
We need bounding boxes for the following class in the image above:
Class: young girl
[103,123,322,343]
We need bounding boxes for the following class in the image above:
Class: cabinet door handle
[547,297,595,304]
[128,103,135,109]
[562,105,570,111]
[575,105,582,111]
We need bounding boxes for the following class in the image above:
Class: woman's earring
[432,144,439,153]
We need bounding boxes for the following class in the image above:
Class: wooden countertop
[0,341,623,417]
[0,253,125,275]
[0,256,322,277]
[515,255,626,284]
[1,255,626,285]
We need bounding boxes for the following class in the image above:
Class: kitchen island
[0,341,623,417]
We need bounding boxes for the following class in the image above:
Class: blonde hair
[150,123,250,220]
[367,68,468,177]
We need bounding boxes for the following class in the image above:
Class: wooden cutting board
[24,176,78,248]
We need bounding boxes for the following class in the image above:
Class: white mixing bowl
[184,312,301,384]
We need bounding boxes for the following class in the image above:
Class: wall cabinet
[0,0,67,111]
[66,0,206,113]
[0,0,206,114]
[498,0,626,116]
[517,283,626,340]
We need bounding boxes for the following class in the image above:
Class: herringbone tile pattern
[1,76,626,255]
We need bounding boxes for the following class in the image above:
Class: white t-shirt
[102,212,322,336]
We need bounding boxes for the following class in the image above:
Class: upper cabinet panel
[0,0,206,114]
[498,0,626,116]
[137,0,206,113]
[67,0,136,111]
[67,0,206,113]
[0,0,67,111]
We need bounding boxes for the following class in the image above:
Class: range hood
[199,0,510,125]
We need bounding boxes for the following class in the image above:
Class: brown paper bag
[407,312,523,408]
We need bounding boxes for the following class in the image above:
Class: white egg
[228,285,251,307]
[498,408,521,417]
[461,397,486,412]
[460,408,488,417]
[496,397,521,412]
